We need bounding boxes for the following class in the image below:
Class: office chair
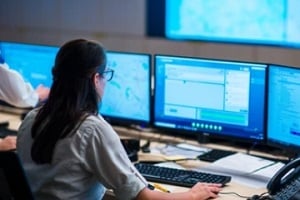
[0,151,34,200]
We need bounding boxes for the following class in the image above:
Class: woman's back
[17,109,141,199]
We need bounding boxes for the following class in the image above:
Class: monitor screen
[267,64,300,155]
[99,51,152,127]
[0,41,59,88]
[154,55,267,143]
[148,0,300,48]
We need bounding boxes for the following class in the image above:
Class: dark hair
[31,39,107,164]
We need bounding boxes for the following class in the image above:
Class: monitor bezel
[153,54,268,144]
[99,51,153,128]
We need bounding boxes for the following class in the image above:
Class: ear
[93,73,100,86]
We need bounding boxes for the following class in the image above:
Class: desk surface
[1,112,273,200]
[0,112,22,131]
[136,144,268,200]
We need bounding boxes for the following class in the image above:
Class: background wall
[0,0,300,66]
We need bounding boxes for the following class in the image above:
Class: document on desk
[251,162,284,177]
[210,153,275,174]
[150,143,210,160]
[197,153,285,188]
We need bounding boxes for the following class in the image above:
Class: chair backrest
[0,151,34,200]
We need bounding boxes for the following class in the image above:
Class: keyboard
[134,162,231,187]
[197,149,236,162]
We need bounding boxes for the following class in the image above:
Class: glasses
[100,69,114,81]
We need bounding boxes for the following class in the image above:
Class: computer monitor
[267,64,300,156]
[99,51,152,127]
[0,41,59,88]
[154,55,267,143]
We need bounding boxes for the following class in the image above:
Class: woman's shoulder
[79,114,116,138]
[17,109,39,139]
[23,108,39,120]
[83,114,108,127]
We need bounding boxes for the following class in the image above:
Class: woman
[17,39,221,200]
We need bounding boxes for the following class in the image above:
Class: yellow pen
[153,183,170,193]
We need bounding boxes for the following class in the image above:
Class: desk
[141,145,267,200]
[104,148,267,200]
[0,112,22,131]
[2,112,271,200]
[105,127,273,200]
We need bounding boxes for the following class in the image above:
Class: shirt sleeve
[80,116,147,200]
[0,63,39,107]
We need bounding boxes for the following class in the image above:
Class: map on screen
[100,52,151,125]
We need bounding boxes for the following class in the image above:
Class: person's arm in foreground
[0,63,49,107]
[136,182,222,200]
[0,136,17,151]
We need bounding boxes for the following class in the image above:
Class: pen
[153,183,170,193]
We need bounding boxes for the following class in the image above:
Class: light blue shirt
[17,109,146,200]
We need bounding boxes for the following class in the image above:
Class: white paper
[210,152,275,174]
[150,143,209,159]
[195,153,286,188]
[252,162,285,178]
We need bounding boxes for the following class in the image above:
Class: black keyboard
[134,162,231,187]
[197,149,236,162]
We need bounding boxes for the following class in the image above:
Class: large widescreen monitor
[99,51,152,127]
[267,64,300,157]
[147,0,300,48]
[0,41,59,88]
[154,55,267,143]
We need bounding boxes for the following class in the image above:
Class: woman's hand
[189,182,222,199]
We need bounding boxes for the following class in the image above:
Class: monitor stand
[197,133,210,144]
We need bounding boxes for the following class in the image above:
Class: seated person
[17,39,222,200]
[0,55,50,108]
[0,54,44,152]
